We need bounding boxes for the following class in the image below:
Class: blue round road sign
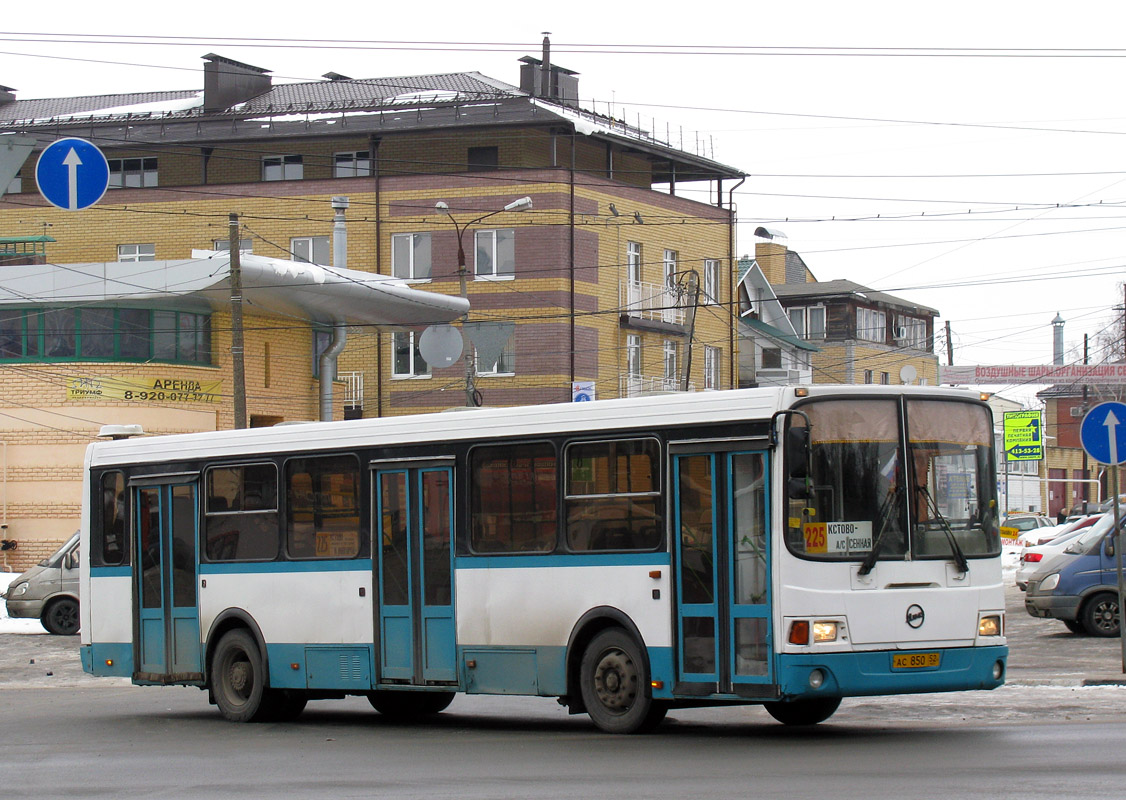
[35,138,110,211]
[1080,401,1126,465]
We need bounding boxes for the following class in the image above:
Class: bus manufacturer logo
[906,604,925,629]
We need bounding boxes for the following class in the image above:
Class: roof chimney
[202,54,272,112]
[1052,312,1065,365]
[0,85,15,106]
[518,37,579,106]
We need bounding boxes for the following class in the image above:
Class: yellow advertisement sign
[68,377,223,404]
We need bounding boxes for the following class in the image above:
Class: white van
[2,531,80,634]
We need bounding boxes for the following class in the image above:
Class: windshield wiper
[858,483,902,576]
[916,483,970,574]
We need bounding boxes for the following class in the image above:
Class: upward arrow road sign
[1080,402,1126,466]
[35,138,110,211]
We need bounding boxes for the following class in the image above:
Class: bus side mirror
[786,426,811,499]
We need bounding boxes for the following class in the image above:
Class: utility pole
[945,320,954,366]
[1082,334,1089,511]
[228,213,247,429]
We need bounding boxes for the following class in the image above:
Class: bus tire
[765,697,841,726]
[42,597,79,636]
[211,629,270,722]
[368,690,455,719]
[579,628,665,734]
[1081,592,1119,637]
[262,690,308,722]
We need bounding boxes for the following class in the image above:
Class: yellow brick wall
[812,343,939,385]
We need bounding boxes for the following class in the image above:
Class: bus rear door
[672,449,773,696]
[133,476,203,683]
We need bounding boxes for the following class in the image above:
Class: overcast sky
[2,1,1125,404]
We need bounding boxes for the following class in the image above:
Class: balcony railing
[620,280,686,325]
[339,371,364,409]
[620,374,696,397]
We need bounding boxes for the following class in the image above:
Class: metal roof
[773,279,939,316]
[0,253,468,327]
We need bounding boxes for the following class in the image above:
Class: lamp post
[434,196,532,406]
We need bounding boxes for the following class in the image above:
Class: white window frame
[627,242,642,285]
[704,345,720,389]
[107,157,158,188]
[663,249,678,286]
[475,229,516,280]
[896,315,927,350]
[663,340,678,382]
[391,331,430,378]
[291,236,330,265]
[703,259,721,304]
[263,154,303,181]
[626,334,642,377]
[857,307,886,343]
[213,238,253,253]
[334,150,372,178]
[476,339,516,377]
[391,233,432,281]
[118,243,155,262]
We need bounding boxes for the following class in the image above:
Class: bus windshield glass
[786,398,1000,562]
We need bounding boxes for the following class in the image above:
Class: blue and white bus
[80,385,1007,733]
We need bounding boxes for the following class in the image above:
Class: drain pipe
[319,197,350,421]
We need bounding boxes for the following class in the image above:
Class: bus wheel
[211,629,269,722]
[1081,592,1120,637]
[765,697,841,726]
[42,597,79,635]
[263,690,308,722]
[580,628,665,734]
[368,690,455,719]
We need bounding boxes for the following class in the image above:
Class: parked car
[1024,514,1126,636]
[0,531,80,635]
[1015,527,1089,590]
[1020,514,1101,548]
[1002,514,1054,543]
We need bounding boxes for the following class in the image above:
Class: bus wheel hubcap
[594,650,635,710]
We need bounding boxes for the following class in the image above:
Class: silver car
[1,531,80,635]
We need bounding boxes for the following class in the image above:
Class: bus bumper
[776,645,1008,699]
[80,643,134,677]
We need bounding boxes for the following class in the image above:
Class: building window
[627,242,642,284]
[663,249,678,286]
[476,338,515,376]
[118,243,155,262]
[857,307,886,343]
[896,315,927,350]
[334,151,371,177]
[6,171,20,195]
[863,369,874,384]
[703,259,721,304]
[475,229,515,279]
[704,346,720,389]
[881,371,890,385]
[292,236,330,265]
[789,306,825,340]
[107,157,158,188]
[213,238,253,253]
[663,340,678,383]
[392,331,430,377]
[392,233,432,280]
[761,347,782,369]
[0,307,210,364]
[467,146,499,171]
[263,154,303,181]
[626,334,641,377]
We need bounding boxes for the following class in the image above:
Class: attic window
[467,146,498,171]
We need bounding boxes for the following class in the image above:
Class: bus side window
[98,471,127,566]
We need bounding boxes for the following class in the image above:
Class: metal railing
[620,374,695,397]
[620,280,686,325]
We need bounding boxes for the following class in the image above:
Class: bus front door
[374,465,457,685]
[673,450,773,695]
[134,480,203,682]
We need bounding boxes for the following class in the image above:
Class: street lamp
[434,196,532,406]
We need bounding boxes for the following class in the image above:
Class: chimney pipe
[540,33,551,98]
[1052,312,1065,365]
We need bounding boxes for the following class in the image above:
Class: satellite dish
[418,325,463,368]
[899,365,918,385]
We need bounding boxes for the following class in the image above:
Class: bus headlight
[1038,573,1060,592]
[978,615,1001,637]
[813,621,838,643]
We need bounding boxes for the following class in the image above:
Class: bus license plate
[893,652,940,669]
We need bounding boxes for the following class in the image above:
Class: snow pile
[0,571,47,635]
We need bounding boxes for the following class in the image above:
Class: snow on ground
[0,570,47,635]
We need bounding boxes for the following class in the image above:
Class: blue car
[1024,513,1126,636]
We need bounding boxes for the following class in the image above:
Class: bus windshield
[786,397,1000,563]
